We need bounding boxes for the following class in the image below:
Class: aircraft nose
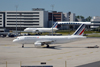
[13,39,18,43]
[13,38,23,44]
[13,39,16,43]
[24,29,27,31]
[24,28,29,31]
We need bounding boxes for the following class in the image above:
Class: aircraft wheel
[22,44,24,48]
[47,44,49,48]
[35,30,39,34]
[40,32,42,34]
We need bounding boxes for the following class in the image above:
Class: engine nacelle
[34,42,42,47]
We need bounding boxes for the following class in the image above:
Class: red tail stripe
[79,28,85,35]
[55,26,57,28]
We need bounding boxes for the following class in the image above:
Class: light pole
[16,5,18,36]
[51,5,54,35]
[20,13,22,35]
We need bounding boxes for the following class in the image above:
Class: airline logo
[79,28,85,35]
[73,24,85,35]
[37,36,39,38]
[52,23,58,28]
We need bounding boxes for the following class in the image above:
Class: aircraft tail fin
[52,22,58,28]
[72,24,85,36]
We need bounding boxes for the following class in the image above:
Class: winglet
[72,24,85,36]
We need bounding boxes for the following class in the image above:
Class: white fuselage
[13,24,86,48]
[13,35,86,44]
[24,28,58,33]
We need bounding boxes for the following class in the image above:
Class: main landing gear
[22,44,24,48]
[46,44,49,48]
[21,44,50,48]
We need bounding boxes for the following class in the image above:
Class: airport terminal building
[0,8,100,31]
[91,16,100,28]
[0,12,4,28]
[0,8,48,30]
[0,8,77,30]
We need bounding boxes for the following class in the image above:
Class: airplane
[24,22,58,34]
[13,24,86,48]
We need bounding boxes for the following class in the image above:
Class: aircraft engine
[34,42,42,47]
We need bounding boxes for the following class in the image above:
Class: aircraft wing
[34,40,55,47]
[35,40,54,44]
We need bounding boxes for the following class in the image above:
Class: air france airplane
[13,24,86,48]
[24,22,58,34]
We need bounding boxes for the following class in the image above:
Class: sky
[0,0,100,18]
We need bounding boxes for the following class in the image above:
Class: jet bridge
[55,22,100,30]
[57,21,100,25]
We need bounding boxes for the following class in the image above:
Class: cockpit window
[15,38,19,39]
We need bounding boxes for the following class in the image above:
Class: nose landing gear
[22,44,24,48]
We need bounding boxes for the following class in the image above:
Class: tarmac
[0,37,100,67]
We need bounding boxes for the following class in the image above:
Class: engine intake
[34,42,42,47]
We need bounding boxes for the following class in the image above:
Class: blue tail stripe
[76,25,85,35]
[74,24,83,35]
[52,23,58,28]
[74,24,85,35]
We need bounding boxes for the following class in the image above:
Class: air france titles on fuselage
[25,37,39,39]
